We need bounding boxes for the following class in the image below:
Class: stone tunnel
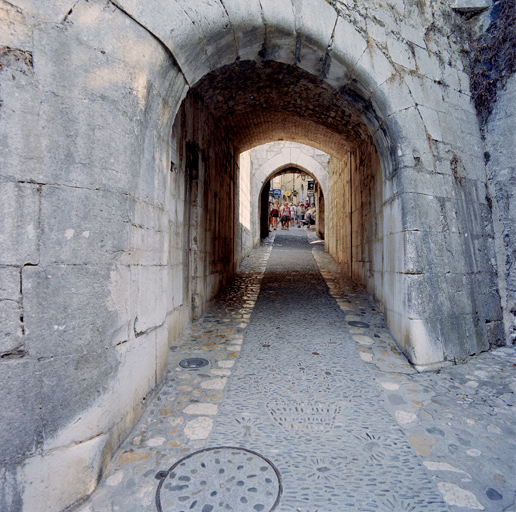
[1,0,515,510]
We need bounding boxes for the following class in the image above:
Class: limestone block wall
[176,91,237,319]
[0,5,180,511]
[326,142,382,305]
[325,116,503,367]
[0,3,235,511]
[486,75,516,344]
[237,150,253,262]
[327,154,353,276]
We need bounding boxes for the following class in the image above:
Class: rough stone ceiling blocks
[192,60,378,158]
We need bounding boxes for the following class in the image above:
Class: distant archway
[258,165,325,240]
[239,142,329,253]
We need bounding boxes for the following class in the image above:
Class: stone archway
[258,164,326,241]
[238,141,329,257]
[0,1,503,510]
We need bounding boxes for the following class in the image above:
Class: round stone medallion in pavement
[155,447,282,512]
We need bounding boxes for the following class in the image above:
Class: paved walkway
[80,228,516,512]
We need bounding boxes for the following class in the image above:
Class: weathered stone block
[117,0,236,84]
[398,22,427,49]
[40,326,164,464]
[36,93,142,191]
[131,265,169,335]
[0,301,23,355]
[36,350,122,449]
[451,0,491,13]
[294,0,338,75]
[260,0,297,64]
[385,108,434,170]
[485,320,505,348]
[37,0,173,81]
[382,231,406,273]
[0,267,21,301]
[353,41,396,97]
[405,74,445,110]
[399,193,459,234]
[487,75,516,342]
[0,464,22,512]
[404,317,445,367]
[365,17,388,46]
[371,79,416,117]
[22,264,119,358]
[471,270,504,321]
[221,0,263,61]
[387,38,416,70]
[8,0,76,24]
[179,0,239,70]
[440,313,489,359]
[0,1,33,49]
[442,64,462,92]
[122,198,169,267]
[392,167,448,198]
[0,359,42,462]
[413,47,443,82]
[0,181,40,266]
[382,292,446,366]
[438,106,481,147]
[40,186,129,266]
[21,433,108,512]
[418,105,443,141]
[0,58,44,182]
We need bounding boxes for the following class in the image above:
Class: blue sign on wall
[272,189,282,197]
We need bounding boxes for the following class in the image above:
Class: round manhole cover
[156,447,282,512]
[348,321,370,328]
[179,358,209,369]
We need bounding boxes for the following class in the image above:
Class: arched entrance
[239,141,329,250]
[258,166,326,240]
[1,2,502,510]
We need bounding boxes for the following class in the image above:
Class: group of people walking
[269,200,315,231]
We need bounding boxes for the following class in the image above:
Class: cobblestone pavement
[79,229,516,512]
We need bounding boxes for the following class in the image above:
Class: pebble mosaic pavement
[79,228,516,512]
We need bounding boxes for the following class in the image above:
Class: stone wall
[486,74,516,344]
[176,91,237,320]
[0,5,181,509]
[237,150,253,263]
[326,142,383,313]
[325,131,504,368]
[0,3,236,511]
[327,154,353,275]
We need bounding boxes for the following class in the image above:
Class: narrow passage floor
[81,228,516,512]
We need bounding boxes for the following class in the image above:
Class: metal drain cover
[348,321,370,328]
[155,447,282,512]
[179,358,209,369]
